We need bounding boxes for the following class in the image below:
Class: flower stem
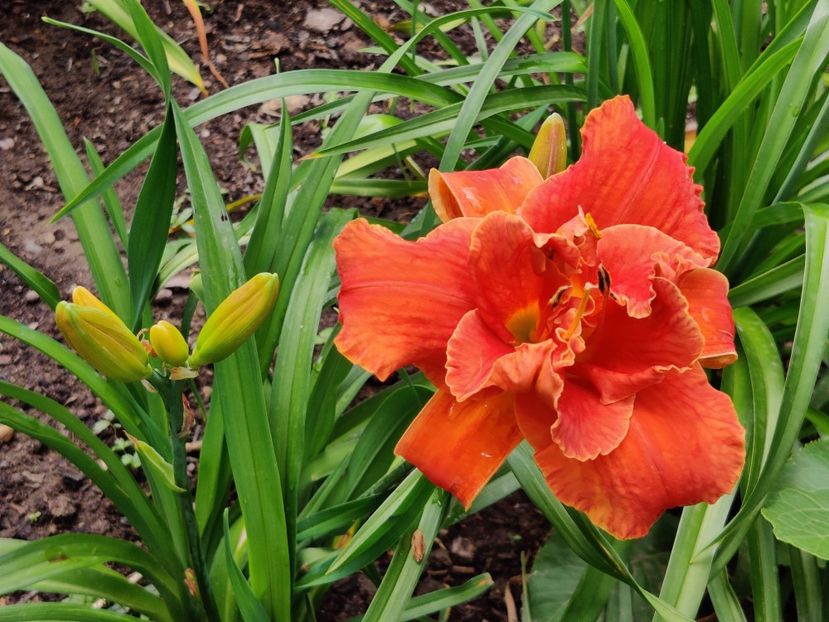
[654,492,735,621]
[153,374,219,621]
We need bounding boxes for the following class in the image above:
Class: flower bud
[529,112,567,178]
[149,320,190,367]
[55,292,152,383]
[72,285,114,314]
[188,272,280,367]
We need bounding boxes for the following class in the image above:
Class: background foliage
[1,0,829,620]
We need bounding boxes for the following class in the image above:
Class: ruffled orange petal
[535,366,745,539]
[519,96,720,262]
[677,268,737,368]
[552,381,634,460]
[445,309,557,401]
[430,156,543,222]
[597,224,706,318]
[334,218,476,383]
[395,389,521,507]
[576,278,704,403]
[469,212,565,343]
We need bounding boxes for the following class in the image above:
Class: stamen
[548,285,568,308]
[564,288,592,340]
[585,212,602,238]
[597,264,611,295]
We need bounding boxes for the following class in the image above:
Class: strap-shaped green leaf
[0,43,129,318]
[127,105,178,328]
[361,489,449,622]
[271,208,352,572]
[713,203,829,571]
[222,510,269,622]
[0,603,144,622]
[172,100,291,620]
[718,4,829,270]
[0,241,60,309]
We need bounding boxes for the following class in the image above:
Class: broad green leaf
[527,534,613,622]
[762,439,829,559]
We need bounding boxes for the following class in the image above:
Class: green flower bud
[149,320,190,367]
[188,273,280,367]
[55,289,151,383]
[529,112,567,178]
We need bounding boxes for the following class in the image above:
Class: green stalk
[746,517,781,622]
[788,544,824,622]
[655,493,736,620]
[150,374,219,622]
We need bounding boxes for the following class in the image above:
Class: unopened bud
[55,289,151,383]
[529,112,567,178]
[72,285,114,313]
[149,320,190,367]
[187,273,280,367]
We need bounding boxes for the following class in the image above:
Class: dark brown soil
[0,1,551,618]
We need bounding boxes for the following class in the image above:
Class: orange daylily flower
[333,96,745,539]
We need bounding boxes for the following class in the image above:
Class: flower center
[506,303,541,344]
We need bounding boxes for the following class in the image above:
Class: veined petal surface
[395,389,522,507]
[430,156,542,222]
[677,268,737,368]
[520,96,720,262]
[534,366,745,539]
[335,217,476,383]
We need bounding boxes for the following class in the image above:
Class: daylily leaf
[762,439,829,560]
[126,434,185,493]
[527,533,611,622]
